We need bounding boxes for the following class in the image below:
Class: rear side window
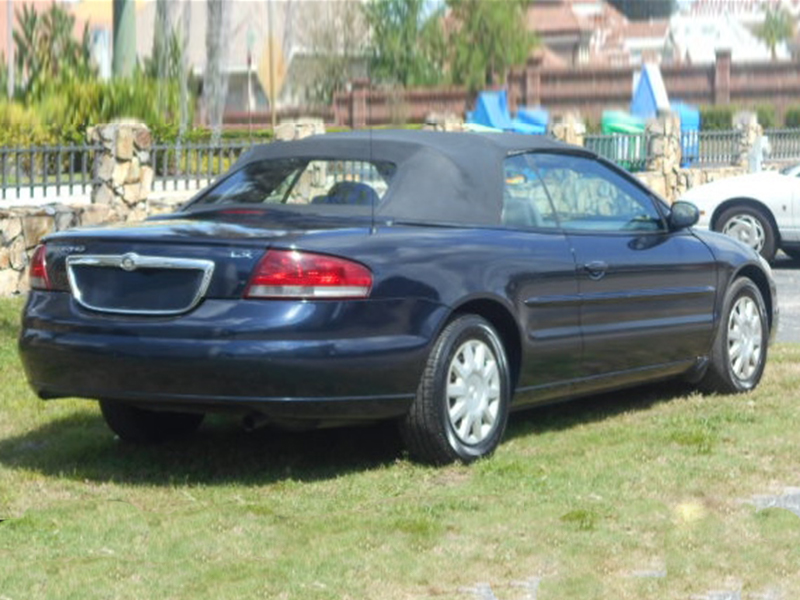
[192,159,397,208]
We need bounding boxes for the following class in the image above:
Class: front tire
[715,205,776,261]
[699,278,769,394]
[400,315,511,465]
[100,400,205,443]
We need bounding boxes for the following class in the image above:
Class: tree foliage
[365,0,447,87]
[445,0,535,91]
[607,0,676,20]
[301,1,370,103]
[142,2,189,123]
[755,7,795,60]
[12,2,95,99]
[365,0,534,91]
[204,0,232,139]
[0,53,8,97]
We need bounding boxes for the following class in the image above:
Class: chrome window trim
[66,253,215,316]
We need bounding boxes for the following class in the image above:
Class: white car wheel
[716,206,776,261]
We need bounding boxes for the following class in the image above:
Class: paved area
[771,254,800,343]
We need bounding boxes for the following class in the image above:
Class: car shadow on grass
[505,379,697,443]
[0,411,406,486]
[0,379,696,486]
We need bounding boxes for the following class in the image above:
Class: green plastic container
[601,110,645,134]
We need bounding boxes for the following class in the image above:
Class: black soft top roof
[235,130,594,226]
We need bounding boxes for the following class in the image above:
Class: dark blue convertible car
[19,130,778,464]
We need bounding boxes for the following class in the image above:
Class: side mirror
[668,201,700,230]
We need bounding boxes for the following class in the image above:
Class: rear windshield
[189,158,397,208]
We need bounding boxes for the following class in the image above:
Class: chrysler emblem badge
[120,253,139,272]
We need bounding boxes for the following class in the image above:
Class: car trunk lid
[41,213,372,313]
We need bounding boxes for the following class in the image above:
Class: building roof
[531,46,569,68]
[527,0,674,65]
[625,20,671,39]
[526,3,585,35]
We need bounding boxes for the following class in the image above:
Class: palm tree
[755,7,795,61]
[12,3,93,97]
[204,0,231,140]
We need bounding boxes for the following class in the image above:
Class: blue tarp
[672,101,701,167]
[467,90,514,130]
[631,63,670,120]
[515,107,549,134]
[467,91,548,135]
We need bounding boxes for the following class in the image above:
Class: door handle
[583,260,608,280]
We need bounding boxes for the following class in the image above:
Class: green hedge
[0,102,57,146]
[0,74,191,146]
[784,106,800,128]
[699,105,734,131]
[755,104,777,129]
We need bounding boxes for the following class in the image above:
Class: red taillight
[245,250,372,299]
[29,245,51,290]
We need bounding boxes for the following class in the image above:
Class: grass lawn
[1,296,799,600]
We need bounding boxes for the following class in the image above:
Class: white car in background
[680,163,800,261]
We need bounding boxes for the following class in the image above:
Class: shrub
[784,106,800,128]
[28,71,192,144]
[754,104,777,129]
[0,101,56,147]
[699,105,734,131]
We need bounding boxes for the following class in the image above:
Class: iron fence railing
[695,130,740,166]
[584,133,650,171]
[150,140,255,192]
[680,129,699,166]
[764,128,800,162]
[0,144,101,202]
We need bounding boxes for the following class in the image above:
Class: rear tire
[400,315,511,465]
[699,278,768,394]
[715,205,776,261]
[100,400,204,443]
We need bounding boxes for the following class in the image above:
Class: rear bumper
[19,293,447,421]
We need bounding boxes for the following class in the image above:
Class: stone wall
[87,121,155,223]
[273,117,326,141]
[0,204,115,296]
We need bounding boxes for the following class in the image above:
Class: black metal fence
[150,140,255,192]
[0,144,100,202]
[694,130,741,166]
[764,128,800,162]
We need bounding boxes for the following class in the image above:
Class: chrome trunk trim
[66,253,215,316]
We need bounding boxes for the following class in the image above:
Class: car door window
[501,155,559,229]
[529,154,666,233]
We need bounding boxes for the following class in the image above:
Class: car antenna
[368,60,376,235]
